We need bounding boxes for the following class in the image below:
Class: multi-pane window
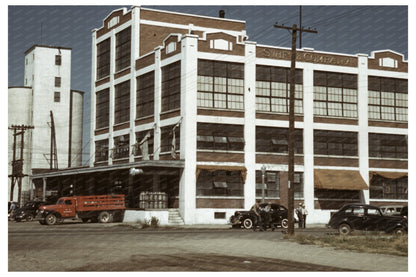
[95,139,109,162]
[256,65,303,114]
[161,61,181,112]
[255,171,280,198]
[95,88,109,129]
[197,123,244,151]
[369,133,408,159]
[370,176,408,200]
[314,130,358,156]
[197,170,244,196]
[197,60,244,110]
[135,129,154,156]
[96,38,110,79]
[368,77,408,121]
[55,77,61,88]
[113,134,129,159]
[114,81,130,124]
[313,71,358,118]
[256,126,303,154]
[115,27,131,72]
[161,124,180,153]
[136,71,154,119]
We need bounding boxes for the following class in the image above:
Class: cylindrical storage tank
[8,87,33,202]
[69,90,84,167]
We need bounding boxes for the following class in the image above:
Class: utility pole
[273,23,317,235]
[9,124,34,203]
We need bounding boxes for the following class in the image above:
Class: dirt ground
[8,221,408,271]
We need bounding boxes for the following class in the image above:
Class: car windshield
[56,199,64,205]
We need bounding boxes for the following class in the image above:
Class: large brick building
[32,6,408,224]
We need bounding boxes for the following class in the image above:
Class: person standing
[251,201,263,231]
[296,203,303,228]
[302,203,308,228]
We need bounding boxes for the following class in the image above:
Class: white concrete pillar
[90,31,97,167]
[244,41,257,209]
[108,29,116,165]
[179,34,198,224]
[302,63,315,216]
[357,54,370,203]
[129,8,140,163]
[153,47,162,160]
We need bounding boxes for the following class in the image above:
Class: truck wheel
[98,211,112,223]
[338,223,351,235]
[45,214,57,225]
[243,218,253,229]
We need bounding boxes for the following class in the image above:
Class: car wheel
[393,227,406,236]
[45,214,57,225]
[98,211,112,223]
[243,218,253,229]
[26,214,33,221]
[281,218,288,229]
[338,223,351,235]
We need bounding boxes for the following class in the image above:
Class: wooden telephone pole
[273,23,317,235]
[9,124,34,203]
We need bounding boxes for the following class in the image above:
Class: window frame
[114,81,130,124]
[95,88,110,129]
[96,38,111,80]
[197,59,244,110]
[115,27,131,72]
[161,61,181,112]
[136,71,155,119]
[313,71,358,118]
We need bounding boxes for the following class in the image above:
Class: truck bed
[76,195,125,211]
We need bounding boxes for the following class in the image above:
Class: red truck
[36,195,126,225]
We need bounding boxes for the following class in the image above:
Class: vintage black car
[327,204,408,235]
[12,200,45,222]
[229,203,289,230]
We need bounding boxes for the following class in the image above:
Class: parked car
[12,200,45,222]
[229,203,289,230]
[327,204,408,235]
[380,205,404,216]
[400,206,408,219]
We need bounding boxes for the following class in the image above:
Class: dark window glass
[369,133,407,159]
[54,91,60,103]
[95,139,109,162]
[161,124,180,153]
[255,171,280,198]
[115,27,131,72]
[135,129,154,157]
[113,134,129,159]
[97,38,110,79]
[55,77,61,87]
[55,55,61,66]
[314,130,358,156]
[196,170,244,196]
[114,81,130,124]
[197,123,244,151]
[136,71,154,118]
[96,88,109,129]
[256,126,303,154]
[370,176,408,200]
[161,61,181,112]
